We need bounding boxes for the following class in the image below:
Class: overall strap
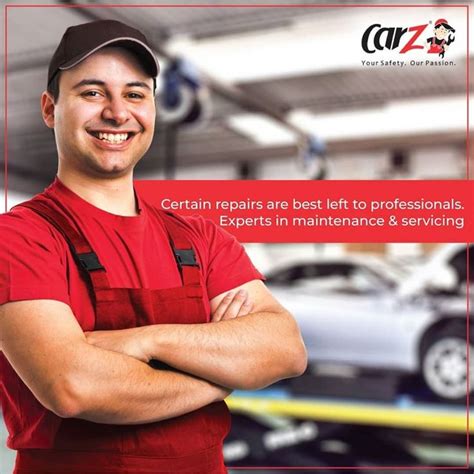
[19,199,111,291]
[159,211,201,286]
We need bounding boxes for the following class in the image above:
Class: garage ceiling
[2,1,472,194]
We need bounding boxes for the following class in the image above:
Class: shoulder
[0,200,72,307]
[143,204,243,262]
[0,200,67,254]
[141,204,264,299]
[2,205,46,236]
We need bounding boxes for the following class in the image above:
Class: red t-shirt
[0,178,264,450]
[0,178,263,332]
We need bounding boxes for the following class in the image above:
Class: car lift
[227,389,469,434]
[224,387,471,470]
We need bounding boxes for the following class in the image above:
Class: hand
[85,326,150,362]
[211,289,253,322]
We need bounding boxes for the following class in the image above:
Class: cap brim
[59,37,159,77]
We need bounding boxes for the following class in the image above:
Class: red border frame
[2,3,471,471]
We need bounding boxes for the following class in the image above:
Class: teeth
[97,132,129,144]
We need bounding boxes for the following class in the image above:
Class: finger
[212,292,234,322]
[211,292,234,322]
[237,299,253,317]
[221,290,248,321]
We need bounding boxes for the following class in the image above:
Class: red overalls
[428,37,445,54]
[6,195,230,473]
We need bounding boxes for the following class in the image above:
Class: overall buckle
[77,252,105,271]
[174,249,198,267]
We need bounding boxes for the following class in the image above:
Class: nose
[101,96,130,125]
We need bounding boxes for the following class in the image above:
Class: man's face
[434,25,448,40]
[45,47,156,179]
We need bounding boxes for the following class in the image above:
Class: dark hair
[47,72,61,103]
[434,23,455,32]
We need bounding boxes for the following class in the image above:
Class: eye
[81,90,103,98]
[127,92,145,100]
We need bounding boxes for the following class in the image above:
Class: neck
[57,169,138,216]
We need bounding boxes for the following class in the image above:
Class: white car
[266,245,472,402]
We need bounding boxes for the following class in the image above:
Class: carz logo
[362,19,455,56]
[362,23,428,54]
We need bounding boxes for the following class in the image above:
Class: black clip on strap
[77,252,105,272]
[174,249,199,267]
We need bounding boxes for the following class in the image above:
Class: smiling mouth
[88,131,136,145]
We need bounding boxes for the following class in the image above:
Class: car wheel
[421,326,473,402]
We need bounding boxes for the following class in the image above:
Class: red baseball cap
[48,20,160,86]
[435,18,448,27]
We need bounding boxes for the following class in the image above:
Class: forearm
[142,310,307,390]
[5,334,226,425]
[1,300,228,425]
[67,343,228,424]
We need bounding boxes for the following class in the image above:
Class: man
[426,18,455,58]
[0,20,307,474]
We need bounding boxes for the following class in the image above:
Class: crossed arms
[0,280,307,425]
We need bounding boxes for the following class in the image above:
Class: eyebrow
[72,79,152,91]
[127,81,152,91]
[72,79,105,89]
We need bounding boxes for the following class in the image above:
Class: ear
[41,91,56,129]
